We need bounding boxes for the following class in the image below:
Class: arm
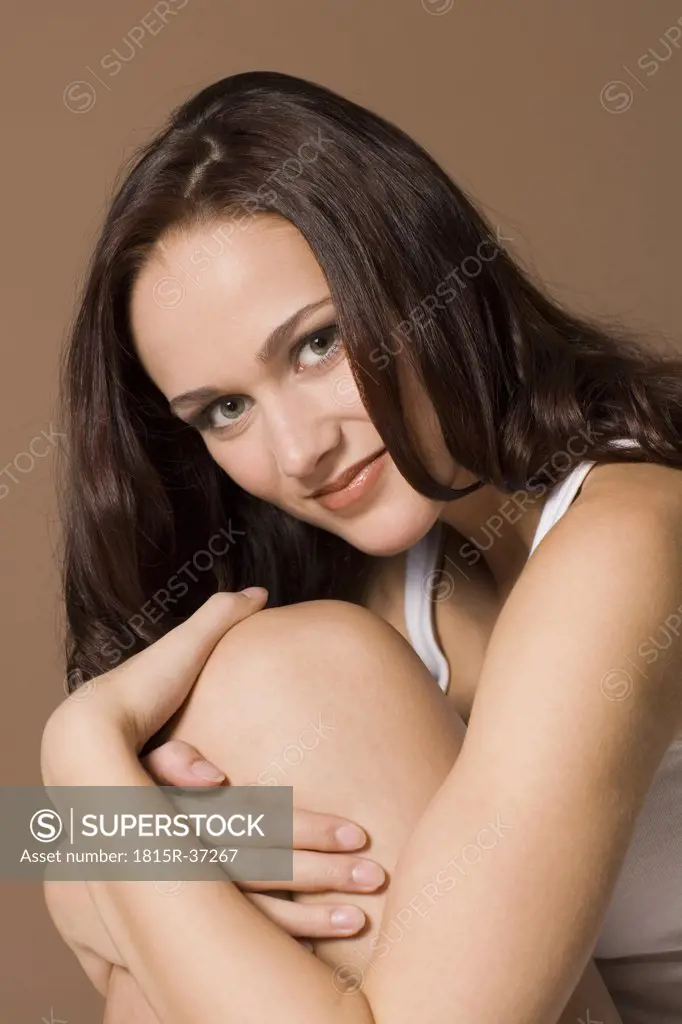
[45,678,622,1024]
[104,967,159,1024]
[41,592,374,1022]
[44,737,382,1019]
[359,489,682,1022]
[42,498,682,1022]
[43,877,118,996]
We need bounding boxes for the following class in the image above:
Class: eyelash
[189,324,344,435]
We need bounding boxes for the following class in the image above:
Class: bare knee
[168,597,464,803]
[169,589,464,780]
[167,598,466,971]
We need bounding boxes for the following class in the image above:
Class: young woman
[43,71,682,1023]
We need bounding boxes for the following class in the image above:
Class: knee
[190,597,423,722]
[168,598,448,780]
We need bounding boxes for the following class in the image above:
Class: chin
[333,495,441,558]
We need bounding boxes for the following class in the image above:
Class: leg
[166,598,466,975]
[156,599,623,1023]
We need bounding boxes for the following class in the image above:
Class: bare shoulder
[534,459,682,569]
[507,458,682,725]
[576,458,682,516]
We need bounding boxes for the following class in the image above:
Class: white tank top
[404,450,682,1023]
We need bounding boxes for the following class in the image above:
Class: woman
[44,70,682,1023]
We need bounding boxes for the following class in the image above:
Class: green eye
[297,326,343,369]
[191,323,343,436]
[205,395,252,430]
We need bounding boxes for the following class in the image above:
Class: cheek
[209,444,277,500]
[328,364,363,411]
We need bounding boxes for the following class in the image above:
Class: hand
[42,590,383,964]
[42,590,269,781]
[46,739,380,973]
[144,740,384,940]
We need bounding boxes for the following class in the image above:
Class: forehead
[129,213,330,397]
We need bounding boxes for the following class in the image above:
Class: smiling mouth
[308,448,389,511]
[309,447,388,497]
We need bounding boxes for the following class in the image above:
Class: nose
[266,394,341,483]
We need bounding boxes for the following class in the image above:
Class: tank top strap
[528,437,641,558]
[528,461,597,557]
[404,520,450,692]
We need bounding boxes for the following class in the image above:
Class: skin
[43,213,682,1021]
[131,213,467,557]
[42,551,682,1022]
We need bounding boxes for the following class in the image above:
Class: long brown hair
[58,70,682,690]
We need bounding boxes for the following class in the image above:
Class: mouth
[308,447,389,511]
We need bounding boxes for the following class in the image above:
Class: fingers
[97,590,269,746]
[238,849,386,894]
[292,810,367,852]
[141,740,226,785]
[244,892,366,939]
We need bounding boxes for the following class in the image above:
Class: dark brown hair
[59,70,682,690]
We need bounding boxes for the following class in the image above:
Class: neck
[437,472,548,600]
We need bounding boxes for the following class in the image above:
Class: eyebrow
[168,296,334,415]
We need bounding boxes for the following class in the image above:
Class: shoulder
[572,457,682,521]
[501,458,682,726]
[452,461,682,825]
[532,459,682,586]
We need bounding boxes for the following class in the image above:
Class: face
[130,213,457,557]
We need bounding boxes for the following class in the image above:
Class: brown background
[1,0,680,1017]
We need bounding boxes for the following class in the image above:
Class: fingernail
[189,760,226,781]
[241,586,268,600]
[351,861,385,890]
[335,824,366,849]
[330,907,364,933]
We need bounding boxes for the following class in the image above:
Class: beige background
[1,0,680,1017]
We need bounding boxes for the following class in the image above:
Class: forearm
[91,875,372,1024]
[104,965,163,1024]
[48,727,623,1024]
[79,733,372,1024]
[359,758,630,1024]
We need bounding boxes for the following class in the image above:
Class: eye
[296,325,343,369]
[203,395,252,431]
[189,324,343,436]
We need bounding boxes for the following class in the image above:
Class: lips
[309,447,388,498]
[309,449,390,512]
